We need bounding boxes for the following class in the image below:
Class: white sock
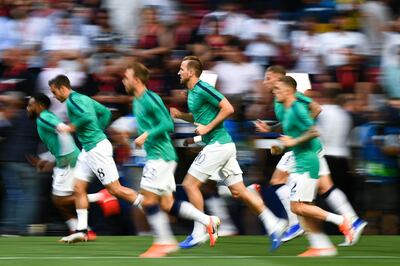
[76,209,88,231]
[146,208,176,244]
[192,221,206,237]
[324,188,357,221]
[87,193,102,203]
[177,201,210,227]
[258,207,279,235]
[65,218,77,231]
[307,232,334,248]
[275,184,299,226]
[325,212,344,226]
[205,197,237,233]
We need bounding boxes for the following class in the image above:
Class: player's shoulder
[295,91,313,105]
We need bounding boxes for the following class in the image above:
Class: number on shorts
[97,168,105,178]
[194,152,206,165]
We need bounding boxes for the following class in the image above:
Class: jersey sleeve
[293,102,314,132]
[198,82,224,107]
[37,112,59,132]
[147,92,174,139]
[67,95,95,129]
[92,99,111,130]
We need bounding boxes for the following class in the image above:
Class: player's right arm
[169,107,195,123]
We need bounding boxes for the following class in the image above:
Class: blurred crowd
[0,0,399,236]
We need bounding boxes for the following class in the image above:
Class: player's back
[37,110,79,167]
[66,91,110,151]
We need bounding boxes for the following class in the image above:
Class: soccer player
[171,56,287,251]
[255,66,366,246]
[26,93,120,241]
[122,62,220,258]
[48,75,143,243]
[272,76,353,256]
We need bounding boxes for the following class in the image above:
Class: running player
[123,62,220,258]
[273,76,353,256]
[48,75,143,243]
[254,66,366,245]
[26,93,120,241]
[171,56,287,251]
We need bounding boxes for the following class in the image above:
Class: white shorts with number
[52,166,75,196]
[74,139,119,185]
[289,172,318,202]
[276,150,330,176]
[140,159,177,195]
[188,142,243,186]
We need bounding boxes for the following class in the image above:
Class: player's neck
[134,84,147,97]
[187,77,199,90]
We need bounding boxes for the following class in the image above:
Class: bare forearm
[180,112,195,123]
[270,122,282,133]
[207,108,232,130]
[295,128,320,145]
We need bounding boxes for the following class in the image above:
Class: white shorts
[276,151,330,176]
[52,166,75,197]
[140,159,177,195]
[74,139,119,185]
[289,172,318,202]
[188,142,243,187]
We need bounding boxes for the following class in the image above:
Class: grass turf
[0,235,399,266]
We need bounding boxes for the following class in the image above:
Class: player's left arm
[135,96,174,147]
[93,99,112,130]
[296,91,322,119]
[195,97,234,135]
[309,101,322,119]
[279,103,320,147]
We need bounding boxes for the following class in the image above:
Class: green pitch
[0,236,399,266]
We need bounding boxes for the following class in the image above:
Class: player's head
[263,65,286,90]
[274,76,297,103]
[123,61,150,95]
[27,93,51,119]
[179,56,203,87]
[48,75,72,102]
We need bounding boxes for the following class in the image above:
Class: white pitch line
[0,256,399,260]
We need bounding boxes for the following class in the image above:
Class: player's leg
[139,191,178,258]
[289,173,354,244]
[179,143,231,248]
[317,154,366,246]
[87,139,143,207]
[297,216,337,257]
[222,152,287,251]
[228,178,287,251]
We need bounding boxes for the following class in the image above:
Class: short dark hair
[32,93,51,109]
[183,56,203,77]
[48,75,71,89]
[278,76,297,90]
[129,61,150,85]
[267,65,286,76]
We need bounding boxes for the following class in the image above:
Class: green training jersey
[66,91,111,151]
[274,92,322,153]
[133,89,177,161]
[187,80,232,145]
[36,110,80,168]
[278,101,320,179]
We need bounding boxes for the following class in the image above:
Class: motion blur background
[0,0,399,237]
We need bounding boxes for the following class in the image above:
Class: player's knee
[74,183,86,195]
[290,202,303,216]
